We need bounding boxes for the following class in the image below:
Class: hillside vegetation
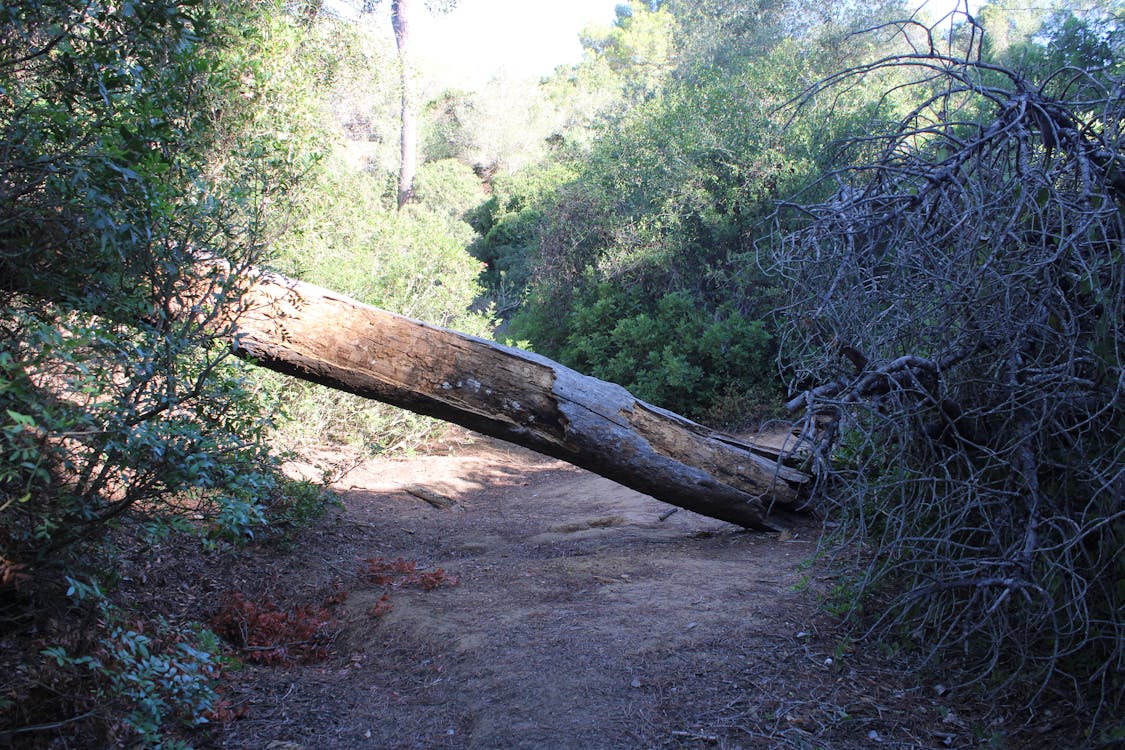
[1,0,1121,746]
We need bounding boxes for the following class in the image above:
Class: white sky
[413,0,622,88]
[326,1,978,91]
[410,0,977,89]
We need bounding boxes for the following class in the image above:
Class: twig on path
[670,729,719,743]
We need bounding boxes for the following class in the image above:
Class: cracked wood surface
[228,268,807,529]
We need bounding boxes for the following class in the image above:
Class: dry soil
[199,434,1007,750]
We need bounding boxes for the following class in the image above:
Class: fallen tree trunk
[221,267,807,530]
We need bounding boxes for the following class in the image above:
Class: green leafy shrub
[0,3,338,745]
[551,287,775,419]
[412,158,487,223]
[40,582,226,748]
[264,156,495,452]
[0,0,321,579]
[494,35,875,421]
[0,313,282,569]
[467,160,580,304]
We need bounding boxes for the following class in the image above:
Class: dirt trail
[213,438,983,749]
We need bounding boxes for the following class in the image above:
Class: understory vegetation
[0,1,315,742]
[771,11,1124,740]
[1,0,1121,746]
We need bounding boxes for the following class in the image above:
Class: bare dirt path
[209,437,989,749]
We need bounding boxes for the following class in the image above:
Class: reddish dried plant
[363,556,417,585]
[362,557,460,590]
[368,593,394,619]
[210,592,335,665]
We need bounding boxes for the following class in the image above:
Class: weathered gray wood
[225,268,807,529]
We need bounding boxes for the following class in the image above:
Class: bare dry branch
[768,8,1124,731]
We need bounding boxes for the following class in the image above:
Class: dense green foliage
[472,3,899,422]
[41,581,228,747]
[557,286,774,418]
[0,1,328,743]
[0,0,297,573]
[466,161,578,308]
[1,0,1121,744]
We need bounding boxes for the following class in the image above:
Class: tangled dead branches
[769,9,1124,735]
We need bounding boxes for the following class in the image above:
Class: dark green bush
[41,583,228,748]
[0,2,329,745]
[467,161,579,304]
[521,285,775,420]
[0,0,305,577]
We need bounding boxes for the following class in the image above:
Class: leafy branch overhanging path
[221,266,809,530]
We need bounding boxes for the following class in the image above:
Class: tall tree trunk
[391,0,417,209]
[224,267,809,529]
[299,0,323,25]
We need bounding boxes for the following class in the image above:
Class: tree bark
[391,0,417,209]
[227,267,808,529]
